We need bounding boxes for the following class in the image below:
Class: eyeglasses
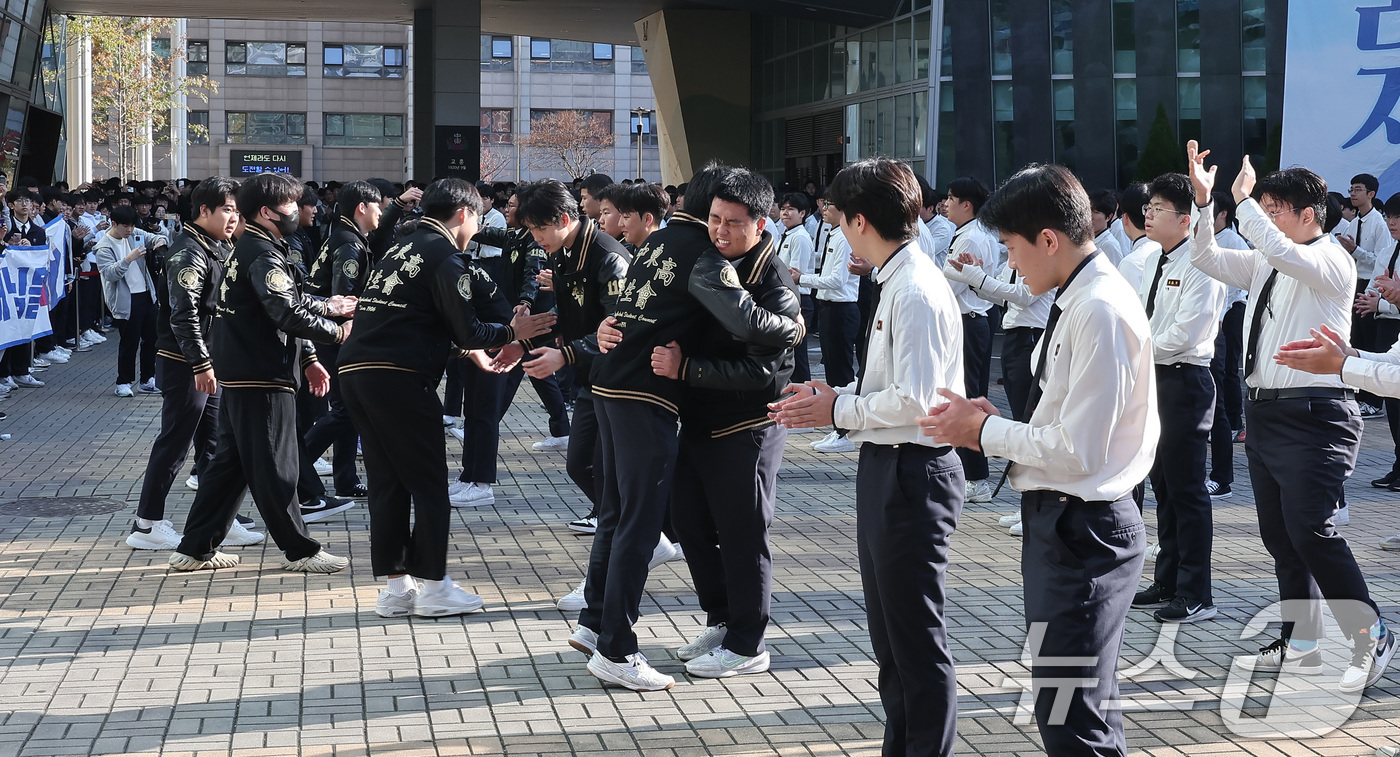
[1142,204,1187,219]
[1265,206,1306,219]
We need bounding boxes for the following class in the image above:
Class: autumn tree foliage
[521,110,615,182]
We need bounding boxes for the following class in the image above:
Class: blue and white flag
[43,215,68,308]
[0,245,54,350]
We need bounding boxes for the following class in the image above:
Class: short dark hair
[712,168,775,221]
[110,205,139,226]
[915,174,939,209]
[1352,173,1380,194]
[190,177,239,216]
[133,195,153,207]
[236,172,303,222]
[617,182,669,225]
[828,158,921,243]
[367,178,399,201]
[515,179,580,227]
[1211,191,1238,229]
[1120,182,1151,229]
[1325,192,1346,234]
[682,162,734,217]
[1259,167,1329,229]
[298,185,318,207]
[1147,173,1193,216]
[594,183,624,206]
[979,164,1093,247]
[421,178,483,222]
[947,176,991,214]
[337,180,384,217]
[580,173,614,197]
[778,191,812,215]
[1383,193,1400,217]
[1088,189,1119,218]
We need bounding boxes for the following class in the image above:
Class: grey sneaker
[685,648,771,678]
[281,549,349,573]
[1381,532,1400,551]
[587,651,675,691]
[168,551,239,571]
[677,624,728,661]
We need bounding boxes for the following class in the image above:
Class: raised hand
[1232,155,1257,204]
[1186,140,1216,206]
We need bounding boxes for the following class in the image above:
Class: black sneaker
[568,515,598,534]
[335,483,369,500]
[1373,472,1400,489]
[300,496,356,523]
[1206,480,1233,499]
[1247,637,1323,675]
[1132,582,1174,610]
[236,514,259,530]
[1153,596,1218,623]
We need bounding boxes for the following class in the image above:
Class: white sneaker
[557,579,587,611]
[1336,505,1351,526]
[1008,520,1023,537]
[449,482,495,507]
[376,581,421,618]
[313,457,333,476]
[685,648,771,678]
[587,651,675,691]
[39,350,68,364]
[809,431,839,449]
[998,512,1022,527]
[138,378,160,394]
[412,577,485,616]
[569,625,599,655]
[82,329,107,343]
[448,426,465,442]
[113,383,134,397]
[1341,630,1397,693]
[77,336,96,349]
[532,435,570,451]
[965,479,993,503]
[185,475,199,491]
[281,549,350,573]
[168,550,240,571]
[1145,543,1161,562]
[30,357,50,368]
[126,519,180,550]
[670,542,685,561]
[677,624,728,661]
[649,533,678,569]
[1,376,17,389]
[13,374,43,388]
[1380,532,1400,550]
[219,519,265,547]
[814,435,856,453]
[442,415,458,427]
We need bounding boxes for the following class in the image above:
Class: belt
[963,311,986,319]
[1024,489,1116,508]
[1247,387,1355,402]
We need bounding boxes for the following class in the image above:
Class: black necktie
[1244,268,1280,380]
[1024,302,1062,415]
[1388,240,1399,277]
[1143,251,1170,318]
[814,222,826,274]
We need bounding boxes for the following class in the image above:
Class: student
[338,178,555,617]
[1130,173,1225,624]
[1089,189,1124,267]
[1339,174,1390,417]
[775,192,816,383]
[1364,194,1400,492]
[1207,191,1250,490]
[169,172,353,574]
[771,158,964,755]
[578,174,614,222]
[796,195,860,394]
[945,176,998,504]
[1115,183,1159,291]
[1187,141,1394,694]
[920,178,955,267]
[95,204,169,397]
[921,163,1154,756]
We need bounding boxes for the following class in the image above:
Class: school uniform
[1116,234,1161,292]
[1110,216,1133,263]
[775,223,816,382]
[832,243,964,756]
[947,219,998,482]
[1138,236,1225,609]
[338,217,521,580]
[980,252,1155,756]
[1209,227,1251,488]
[175,224,346,563]
[799,226,860,389]
[943,262,1052,420]
[454,263,515,487]
[1190,199,1380,643]
[1346,206,1390,365]
[1369,238,1400,477]
[927,214,956,268]
[1095,228,1124,268]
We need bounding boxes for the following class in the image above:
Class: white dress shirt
[1117,235,1160,292]
[1215,226,1251,317]
[945,263,1052,330]
[927,214,955,267]
[803,213,821,240]
[1347,206,1390,280]
[1110,217,1133,262]
[776,224,816,296]
[1190,199,1355,390]
[1343,340,1400,397]
[947,220,996,316]
[980,253,1158,502]
[800,227,859,303]
[1138,237,1225,366]
[833,244,964,446]
[471,207,506,258]
[1095,228,1124,267]
[1369,238,1400,324]
[811,219,832,266]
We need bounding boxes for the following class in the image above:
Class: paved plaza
[0,338,1398,756]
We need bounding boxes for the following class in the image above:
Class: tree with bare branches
[520,110,614,182]
[70,16,217,179]
[480,142,512,182]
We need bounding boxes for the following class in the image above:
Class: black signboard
[230,150,303,177]
[434,125,479,180]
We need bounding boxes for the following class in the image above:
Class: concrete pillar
[412,0,481,181]
[64,28,92,185]
[169,18,188,181]
[635,9,750,186]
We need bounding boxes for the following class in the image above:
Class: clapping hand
[1274,323,1355,376]
[1187,140,1216,207]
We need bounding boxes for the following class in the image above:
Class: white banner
[1282,1,1400,199]
[0,245,54,351]
[44,216,68,309]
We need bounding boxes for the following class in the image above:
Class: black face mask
[269,208,300,237]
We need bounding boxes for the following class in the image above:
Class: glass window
[812,44,829,103]
[188,110,209,145]
[895,93,913,158]
[481,108,512,144]
[493,36,513,58]
[324,45,344,65]
[531,38,614,73]
[1179,77,1201,146]
[530,38,550,59]
[1051,0,1073,76]
[186,40,209,76]
[152,38,171,59]
[1115,78,1139,187]
[913,89,928,157]
[936,85,955,189]
[482,35,512,71]
[325,44,405,78]
[829,39,846,99]
[783,54,798,107]
[628,111,657,146]
[11,26,36,89]
[877,96,895,156]
[993,81,1015,182]
[940,11,952,74]
[225,111,307,144]
[593,43,613,60]
[798,48,814,104]
[324,113,406,147]
[860,29,878,91]
[629,46,648,74]
[1242,0,1266,71]
[1243,76,1268,161]
[1177,0,1200,73]
[384,47,404,67]
[878,22,895,89]
[846,37,861,95]
[896,17,913,84]
[1113,0,1135,74]
[991,0,1012,76]
[1054,80,1075,169]
[226,41,306,76]
[914,11,930,80]
[845,103,860,163]
[859,100,877,158]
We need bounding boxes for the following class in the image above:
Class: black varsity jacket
[155,223,229,375]
[306,215,373,297]
[472,225,547,309]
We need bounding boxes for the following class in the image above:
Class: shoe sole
[413,602,484,617]
[126,535,180,550]
[1155,606,1219,623]
[449,496,495,508]
[586,660,674,691]
[282,561,349,573]
[686,659,771,679]
[677,645,721,663]
[569,638,596,656]
[376,606,414,618]
[335,492,369,500]
[567,524,597,534]
[1209,492,1233,499]
[1380,542,1400,551]
[1132,600,1172,610]
[1240,660,1324,676]
[556,599,587,612]
[169,554,238,571]
[966,496,992,504]
[301,501,357,523]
